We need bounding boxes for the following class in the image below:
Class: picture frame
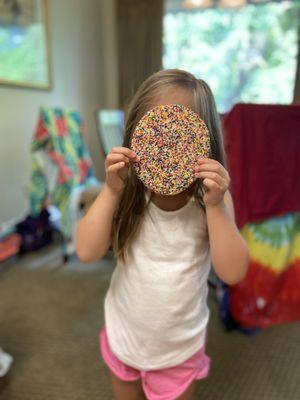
[0,0,52,90]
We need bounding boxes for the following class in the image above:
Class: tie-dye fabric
[29,107,98,237]
[226,212,300,329]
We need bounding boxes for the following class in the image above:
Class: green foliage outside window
[163,2,299,112]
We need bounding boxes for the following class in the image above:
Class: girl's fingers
[195,162,223,173]
[195,160,229,180]
[195,171,226,187]
[202,178,221,190]
[197,157,221,165]
[106,153,130,167]
[119,164,129,180]
[107,161,126,173]
[111,147,139,160]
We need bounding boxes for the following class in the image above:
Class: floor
[0,241,299,400]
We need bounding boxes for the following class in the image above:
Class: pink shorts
[99,327,210,400]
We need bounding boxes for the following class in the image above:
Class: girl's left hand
[194,158,231,207]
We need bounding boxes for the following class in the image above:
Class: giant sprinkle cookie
[131,104,211,195]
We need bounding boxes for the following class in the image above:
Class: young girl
[76,69,249,400]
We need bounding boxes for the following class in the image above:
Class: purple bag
[16,209,53,252]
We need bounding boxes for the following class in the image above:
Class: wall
[0,0,118,222]
[100,0,119,108]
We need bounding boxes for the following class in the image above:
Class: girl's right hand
[104,147,139,195]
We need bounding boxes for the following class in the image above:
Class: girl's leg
[109,371,147,400]
[176,380,198,400]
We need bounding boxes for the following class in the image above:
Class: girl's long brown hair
[112,69,226,261]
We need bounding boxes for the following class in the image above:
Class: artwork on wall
[0,0,51,90]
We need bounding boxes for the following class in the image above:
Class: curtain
[116,0,163,109]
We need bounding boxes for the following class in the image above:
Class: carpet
[0,253,299,400]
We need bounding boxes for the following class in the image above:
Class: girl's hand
[194,158,231,207]
[105,147,139,194]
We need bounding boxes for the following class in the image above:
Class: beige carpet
[0,252,299,400]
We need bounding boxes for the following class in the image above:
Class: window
[163,0,299,113]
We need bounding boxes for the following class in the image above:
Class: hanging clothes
[29,107,99,238]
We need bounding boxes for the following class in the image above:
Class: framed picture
[0,0,51,90]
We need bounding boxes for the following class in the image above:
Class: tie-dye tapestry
[29,107,98,237]
[221,104,300,331]
[221,212,300,330]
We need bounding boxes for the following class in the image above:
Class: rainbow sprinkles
[131,104,211,195]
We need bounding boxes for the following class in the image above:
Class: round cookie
[131,104,211,195]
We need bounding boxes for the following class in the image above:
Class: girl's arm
[195,157,249,285]
[76,147,138,263]
[206,190,249,285]
[76,184,120,263]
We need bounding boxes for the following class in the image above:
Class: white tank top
[104,195,211,370]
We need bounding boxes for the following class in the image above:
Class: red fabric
[55,116,68,136]
[0,234,21,261]
[78,159,92,183]
[48,151,74,184]
[35,115,48,141]
[223,103,300,229]
[229,259,300,329]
